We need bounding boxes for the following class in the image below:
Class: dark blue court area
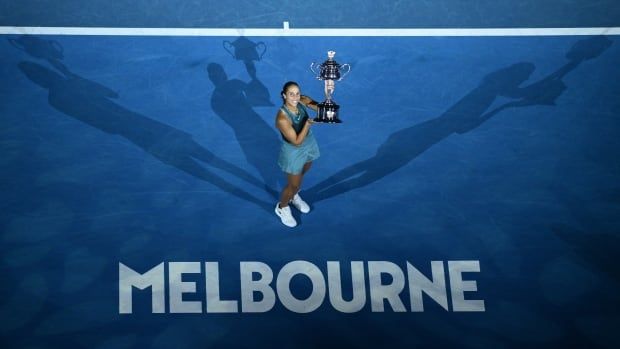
[1,1,620,349]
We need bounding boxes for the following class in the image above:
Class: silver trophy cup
[310,51,351,123]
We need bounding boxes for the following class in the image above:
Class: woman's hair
[281,81,299,103]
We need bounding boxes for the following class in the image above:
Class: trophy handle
[339,64,351,80]
[223,40,235,58]
[255,42,266,60]
[310,62,321,78]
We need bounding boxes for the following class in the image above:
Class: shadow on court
[307,36,612,202]
[13,35,273,212]
[207,61,280,199]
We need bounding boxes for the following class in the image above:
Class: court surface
[1,1,620,348]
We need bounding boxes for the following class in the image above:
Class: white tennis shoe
[275,203,297,227]
[290,193,310,214]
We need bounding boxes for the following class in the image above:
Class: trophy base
[313,117,342,124]
[315,100,342,124]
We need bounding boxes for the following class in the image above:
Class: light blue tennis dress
[277,104,320,175]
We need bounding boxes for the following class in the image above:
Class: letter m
[119,262,165,314]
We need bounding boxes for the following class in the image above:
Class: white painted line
[1,26,619,36]
[283,21,290,30]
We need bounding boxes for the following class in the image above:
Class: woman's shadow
[307,36,612,202]
[17,57,272,212]
[207,54,281,199]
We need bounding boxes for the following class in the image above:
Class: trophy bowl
[310,51,350,124]
[310,51,351,81]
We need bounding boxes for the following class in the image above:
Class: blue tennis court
[1,1,620,348]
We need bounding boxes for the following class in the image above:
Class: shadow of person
[486,36,613,112]
[223,37,274,107]
[18,61,272,212]
[9,35,72,77]
[306,62,536,202]
[457,36,612,134]
[207,62,280,198]
[307,36,612,202]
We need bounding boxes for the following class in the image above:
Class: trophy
[223,37,273,106]
[9,35,64,61]
[310,51,350,123]
[223,37,267,64]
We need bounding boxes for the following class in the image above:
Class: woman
[274,81,320,227]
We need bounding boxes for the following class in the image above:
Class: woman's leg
[279,173,302,208]
[301,161,313,175]
[291,162,312,213]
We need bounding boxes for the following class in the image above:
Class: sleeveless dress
[277,103,320,175]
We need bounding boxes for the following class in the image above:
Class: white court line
[1,26,620,36]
